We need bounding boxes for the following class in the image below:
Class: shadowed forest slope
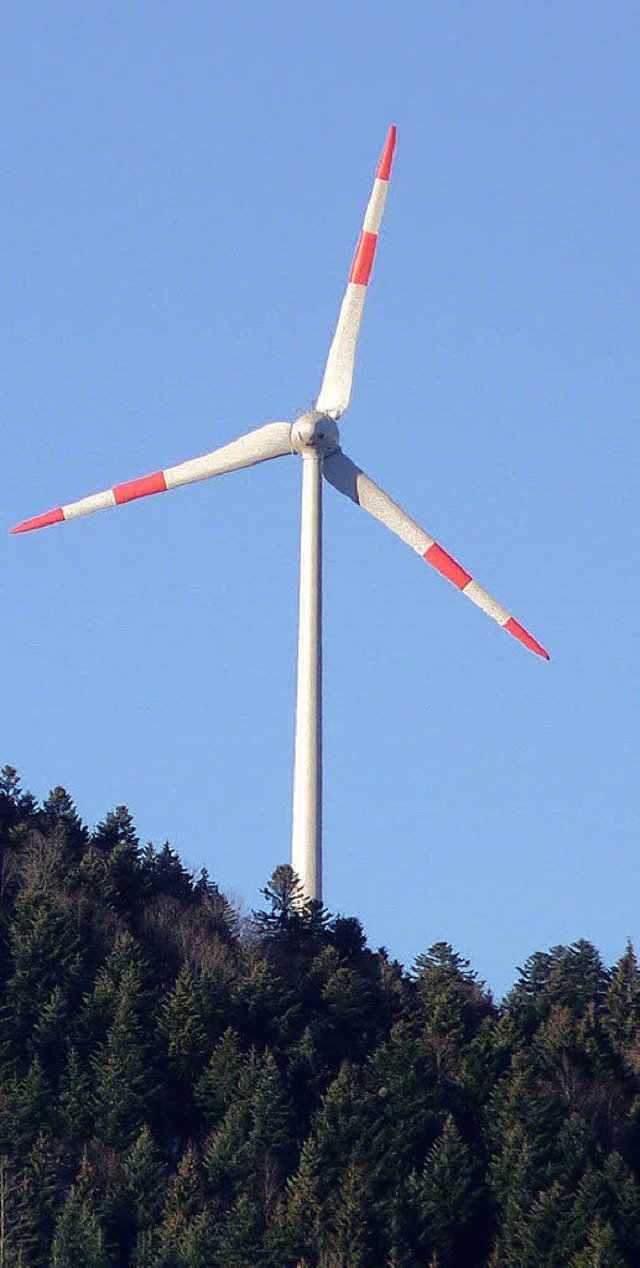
[0,765,639,1266]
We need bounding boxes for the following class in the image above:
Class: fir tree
[410,1114,480,1268]
[59,1046,93,1142]
[51,1153,109,1268]
[195,1027,245,1128]
[212,1191,263,1266]
[569,1217,626,1268]
[123,1124,167,1239]
[92,960,158,1148]
[329,1158,371,1267]
[160,964,208,1084]
[40,786,88,867]
[157,1145,208,1266]
[604,940,640,1057]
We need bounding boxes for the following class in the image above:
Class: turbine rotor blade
[316,126,397,421]
[11,421,293,534]
[324,450,549,660]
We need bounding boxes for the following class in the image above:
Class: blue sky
[2,4,638,997]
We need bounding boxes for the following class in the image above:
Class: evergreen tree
[40,786,88,866]
[51,1154,109,1268]
[0,1152,23,1268]
[0,766,22,834]
[156,1145,208,1266]
[92,806,139,853]
[92,960,158,1148]
[5,892,81,1052]
[569,1217,626,1268]
[253,864,330,963]
[92,808,147,914]
[59,1046,93,1142]
[160,964,208,1085]
[213,1191,263,1266]
[51,1185,110,1268]
[123,1124,167,1240]
[16,1129,68,1268]
[329,1158,371,1267]
[195,1027,245,1128]
[604,940,640,1056]
[204,1047,292,1220]
[413,942,492,1044]
[32,984,69,1079]
[410,1114,480,1267]
[150,842,194,902]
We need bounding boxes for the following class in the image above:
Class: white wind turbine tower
[12,126,548,904]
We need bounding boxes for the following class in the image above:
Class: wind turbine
[12,126,548,904]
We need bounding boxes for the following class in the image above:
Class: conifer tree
[32,984,69,1079]
[311,1060,366,1194]
[0,766,21,831]
[195,1027,245,1128]
[604,940,640,1056]
[92,961,158,1148]
[0,1153,23,1268]
[40,786,88,866]
[151,842,194,901]
[59,1045,93,1142]
[283,1136,323,1265]
[6,893,80,1051]
[92,806,139,852]
[50,1186,110,1268]
[160,964,208,1084]
[410,1114,480,1268]
[212,1191,263,1266]
[254,865,306,934]
[123,1124,167,1240]
[322,964,377,1061]
[51,1154,109,1268]
[80,931,155,1049]
[9,1056,52,1153]
[520,1180,574,1266]
[329,1158,371,1267]
[92,808,147,914]
[569,1217,626,1268]
[17,1129,67,1268]
[413,942,491,1044]
[156,1144,208,1266]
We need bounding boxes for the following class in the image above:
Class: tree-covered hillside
[0,765,639,1266]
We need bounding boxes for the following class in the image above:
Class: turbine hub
[291,411,340,457]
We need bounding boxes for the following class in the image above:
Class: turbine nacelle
[290,410,340,457]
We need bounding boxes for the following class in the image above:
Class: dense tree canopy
[0,763,639,1265]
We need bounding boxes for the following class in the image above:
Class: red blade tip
[505,617,550,660]
[11,507,65,534]
[377,125,397,181]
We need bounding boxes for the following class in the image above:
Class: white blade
[316,126,397,421]
[324,450,549,659]
[11,422,293,533]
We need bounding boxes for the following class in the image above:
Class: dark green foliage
[410,1114,481,1266]
[40,786,89,867]
[50,1152,110,1267]
[0,767,639,1266]
[92,955,159,1148]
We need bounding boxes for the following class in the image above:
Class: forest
[0,764,639,1266]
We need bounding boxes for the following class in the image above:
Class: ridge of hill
[1,765,639,1266]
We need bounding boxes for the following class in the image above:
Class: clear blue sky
[3,5,638,997]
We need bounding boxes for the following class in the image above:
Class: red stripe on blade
[504,617,550,660]
[376,125,397,181]
[113,471,167,505]
[424,542,472,590]
[11,507,65,534]
[349,231,377,285]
